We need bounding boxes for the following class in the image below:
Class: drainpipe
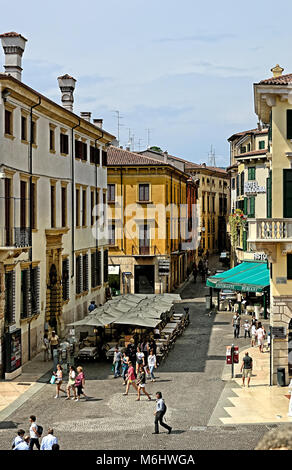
[28,97,41,361]
[120,166,124,252]
[95,132,104,253]
[71,119,80,278]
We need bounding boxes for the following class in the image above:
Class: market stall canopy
[67,293,180,329]
[206,262,270,293]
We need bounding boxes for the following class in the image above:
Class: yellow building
[107,146,195,294]
[250,64,292,384]
[227,127,270,266]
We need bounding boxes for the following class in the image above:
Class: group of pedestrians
[232,312,269,352]
[193,253,209,283]
[112,338,172,433]
[12,415,59,450]
[51,364,88,401]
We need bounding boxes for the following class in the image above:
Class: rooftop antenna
[145,128,153,148]
[112,110,123,144]
[137,138,143,152]
[208,145,216,167]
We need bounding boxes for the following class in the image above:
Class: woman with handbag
[74,366,88,401]
[53,364,66,398]
[66,366,77,400]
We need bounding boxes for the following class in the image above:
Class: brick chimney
[57,74,76,112]
[93,118,103,129]
[0,32,27,81]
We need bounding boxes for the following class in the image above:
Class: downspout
[120,166,124,252]
[28,96,41,361]
[94,131,104,255]
[71,119,80,278]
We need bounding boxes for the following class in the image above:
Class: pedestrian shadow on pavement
[0,421,18,429]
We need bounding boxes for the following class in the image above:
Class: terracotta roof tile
[0,32,27,40]
[235,149,268,158]
[107,146,166,166]
[259,73,292,85]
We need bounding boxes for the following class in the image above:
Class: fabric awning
[206,262,270,293]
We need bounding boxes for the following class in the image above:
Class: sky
[0,0,290,167]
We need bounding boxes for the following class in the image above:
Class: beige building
[0,32,114,378]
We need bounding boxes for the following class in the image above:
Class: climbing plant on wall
[229,209,247,246]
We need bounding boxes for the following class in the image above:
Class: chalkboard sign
[5,328,22,373]
[271,326,286,339]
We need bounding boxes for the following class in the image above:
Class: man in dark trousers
[240,352,253,387]
[153,392,172,434]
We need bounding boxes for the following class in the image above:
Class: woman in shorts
[54,364,66,398]
[136,364,151,401]
[66,365,77,400]
[123,361,138,396]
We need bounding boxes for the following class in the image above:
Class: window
[248,167,256,181]
[202,193,205,212]
[107,184,115,203]
[21,115,27,141]
[5,270,15,325]
[20,269,30,319]
[240,172,244,195]
[247,143,251,152]
[236,175,239,196]
[76,188,80,227]
[248,197,255,218]
[287,254,292,280]
[90,190,95,226]
[90,146,100,164]
[61,186,67,227]
[287,110,292,139]
[259,140,265,150]
[20,181,27,228]
[31,182,37,229]
[108,223,115,245]
[62,259,70,301]
[267,171,272,218]
[240,146,246,154]
[102,150,107,166]
[139,224,150,255]
[91,250,102,288]
[76,255,82,294]
[75,140,87,160]
[31,266,40,315]
[82,189,87,227]
[50,184,56,228]
[31,120,36,145]
[139,183,150,202]
[283,169,292,217]
[82,253,88,292]
[4,109,12,135]
[60,133,68,154]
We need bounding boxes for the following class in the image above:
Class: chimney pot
[57,74,76,112]
[271,64,284,78]
[80,111,91,122]
[93,118,103,129]
[0,32,27,81]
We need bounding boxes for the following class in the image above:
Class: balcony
[248,219,292,242]
[0,227,31,249]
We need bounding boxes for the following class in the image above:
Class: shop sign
[276,277,287,284]
[108,265,120,275]
[158,259,170,276]
[244,181,266,195]
[5,328,22,374]
[271,326,286,339]
[254,253,267,261]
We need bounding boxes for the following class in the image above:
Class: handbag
[50,375,56,384]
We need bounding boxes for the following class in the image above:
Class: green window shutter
[249,197,255,218]
[259,140,265,150]
[248,167,255,180]
[267,171,272,218]
[287,254,292,280]
[236,175,239,196]
[287,110,292,139]
[283,169,292,217]
[243,230,247,251]
[241,172,244,195]
[244,197,247,215]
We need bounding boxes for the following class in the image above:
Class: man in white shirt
[12,429,25,449]
[153,392,172,435]
[14,436,30,450]
[29,415,40,450]
[40,428,58,450]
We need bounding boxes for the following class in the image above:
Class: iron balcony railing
[0,227,31,248]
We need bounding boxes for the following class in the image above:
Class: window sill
[49,149,56,154]
[60,153,68,157]
[91,285,102,292]
[4,133,15,140]
[62,299,70,305]
[136,200,153,204]
[21,140,29,145]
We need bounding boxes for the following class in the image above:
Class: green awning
[206,262,270,293]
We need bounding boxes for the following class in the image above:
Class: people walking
[40,428,58,450]
[113,346,122,378]
[14,435,30,450]
[244,319,251,339]
[49,331,59,359]
[53,364,66,398]
[232,312,241,338]
[28,415,41,450]
[42,333,50,361]
[148,349,157,382]
[251,322,257,347]
[74,366,88,401]
[136,364,151,401]
[88,300,97,312]
[121,351,129,385]
[136,346,145,375]
[153,392,172,434]
[192,262,198,283]
[12,429,25,449]
[240,352,253,387]
[123,361,138,396]
[256,322,266,353]
[66,365,77,400]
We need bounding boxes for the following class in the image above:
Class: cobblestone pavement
[0,261,280,450]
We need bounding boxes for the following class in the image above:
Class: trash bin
[277,367,286,387]
[205,295,211,310]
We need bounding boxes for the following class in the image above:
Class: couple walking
[123,362,152,401]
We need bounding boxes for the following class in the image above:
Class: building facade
[0,32,114,378]
[107,146,198,294]
[249,64,292,384]
[227,127,270,265]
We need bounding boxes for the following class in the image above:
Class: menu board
[5,329,22,373]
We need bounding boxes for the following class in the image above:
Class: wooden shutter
[5,271,16,324]
[91,252,96,288]
[31,266,40,314]
[97,250,102,286]
[283,169,292,217]
[76,255,82,294]
[103,249,108,283]
[287,110,292,139]
[62,259,70,301]
[244,197,247,215]
[267,171,272,218]
[5,109,11,135]
[236,175,239,196]
[102,150,107,166]
[83,254,88,292]
[287,254,292,280]
[241,172,244,195]
[249,197,255,218]
[243,230,247,251]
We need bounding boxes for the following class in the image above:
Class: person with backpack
[28,415,42,450]
[12,429,25,449]
[153,392,172,434]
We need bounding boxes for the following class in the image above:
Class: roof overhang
[254,82,292,124]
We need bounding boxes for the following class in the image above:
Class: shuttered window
[61,186,67,227]
[102,150,107,166]
[103,249,109,283]
[83,254,89,292]
[31,266,40,315]
[97,250,102,286]
[76,255,82,294]
[107,184,115,202]
[108,224,115,245]
[20,269,30,319]
[62,259,70,301]
[236,175,239,196]
[243,230,247,251]
[240,172,244,195]
[258,140,265,150]
[5,109,12,135]
[283,169,292,217]
[248,167,256,181]
[248,197,255,218]
[5,271,16,325]
[244,197,248,216]
[267,171,272,218]
[287,110,292,139]
[82,189,87,227]
[21,116,27,141]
